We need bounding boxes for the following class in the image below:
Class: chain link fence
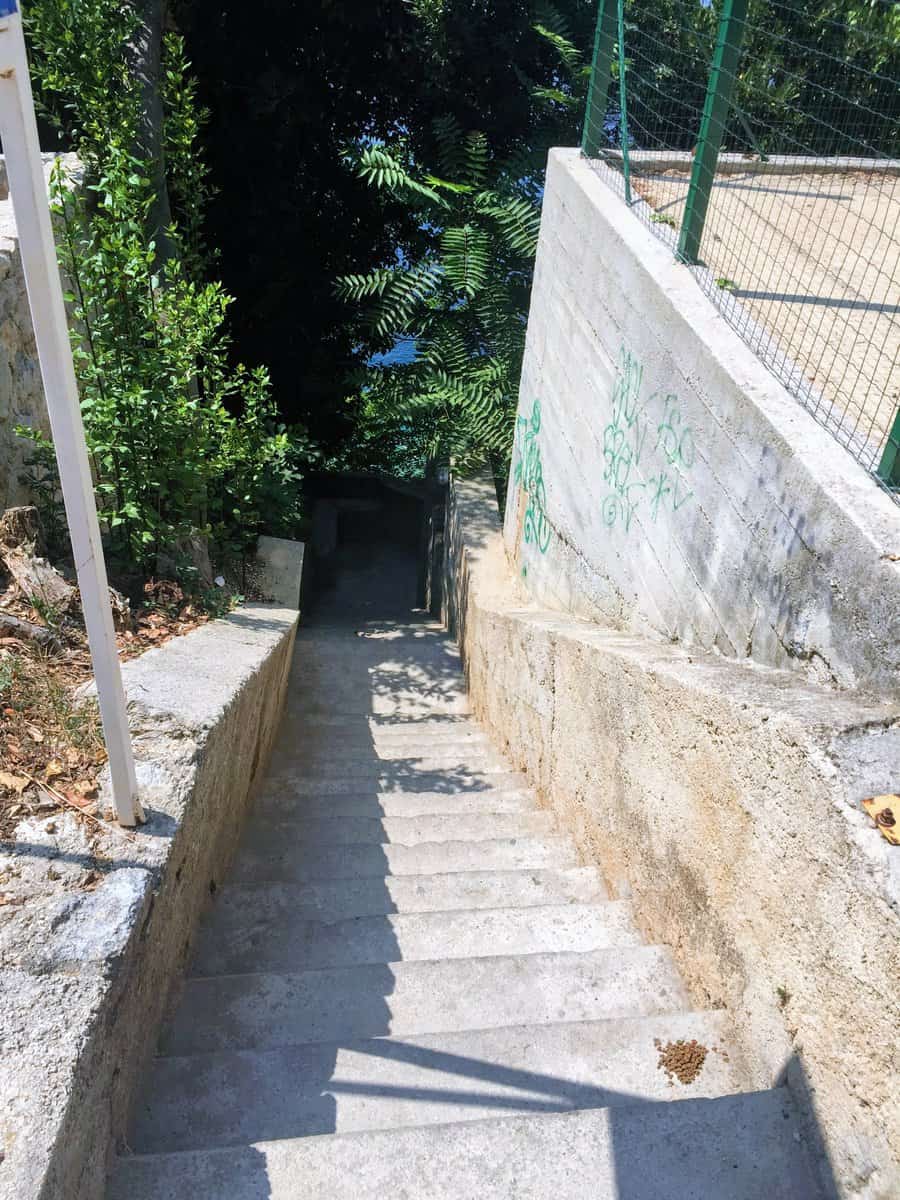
[581,0,900,496]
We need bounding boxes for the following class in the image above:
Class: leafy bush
[21,1,306,579]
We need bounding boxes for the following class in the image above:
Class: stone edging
[0,602,298,1200]
[444,473,899,1200]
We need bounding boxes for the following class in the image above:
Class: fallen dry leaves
[862,794,899,846]
[1,575,209,839]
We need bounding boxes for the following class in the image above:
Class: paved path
[108,615,820,1198]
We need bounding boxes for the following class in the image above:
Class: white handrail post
[0,3,143,825]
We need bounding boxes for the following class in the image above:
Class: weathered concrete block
[255,535,305,609]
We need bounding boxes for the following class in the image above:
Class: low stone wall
[445,474,900,1200]
[0,603,298,1200]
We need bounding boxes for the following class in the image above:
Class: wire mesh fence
[581,0,900,495]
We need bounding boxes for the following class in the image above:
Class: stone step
[286,695,471,718]
[110,1089,820,1200]
[300,623,448,637]
[159,946,688,1055]
[281,714,477,732]
[230,835,579,884]
[264,769,527,796]
[271,742,504,768]
[242,812,557,849]
[189,901,638,976]
[131,1010,746,1153]
[270,745,509,772]
[266,757,514,785]
[253,788,536,819]
[204,868,608,929]
[285,729,497,751]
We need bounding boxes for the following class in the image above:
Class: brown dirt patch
[654,1036,709,1085]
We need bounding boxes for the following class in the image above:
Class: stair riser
[200,869,608,927]
[268,751,510,775]
[111,1091,819,1200]
[276,730,496,750]
[267,763,518,792]
[285,700,471,718]
[230,837,579,884]
[260,771,526,796]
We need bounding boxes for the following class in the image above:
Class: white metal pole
[0,3,143,825]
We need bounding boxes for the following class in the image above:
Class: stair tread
[269,753,511,776]
[110,1090,820,1199]
[159,946,689,1055]
[131,1010,747,1153]
[189,900,639,976]
[240,811,557,847]
[269,769,527,795]
[254,789,537,818]
[230,834,580,883]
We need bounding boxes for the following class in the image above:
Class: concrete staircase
[108,619,821,1199]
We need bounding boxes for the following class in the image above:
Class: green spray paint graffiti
[514,399,551,553]
[601,346,695,533]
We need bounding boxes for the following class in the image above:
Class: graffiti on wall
[513,398,551,553]
[601,345,696,533]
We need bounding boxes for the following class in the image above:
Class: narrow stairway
[109,616,820,1199]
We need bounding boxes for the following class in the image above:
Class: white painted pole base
[0,7,143,825]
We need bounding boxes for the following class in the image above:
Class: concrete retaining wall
[0,603,298,1200]
[506,149,900,696]
[446,474,900,1200]
[0,155,80,511]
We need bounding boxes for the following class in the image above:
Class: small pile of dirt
[654,1037,708,1085]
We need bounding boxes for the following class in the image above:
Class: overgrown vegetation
[333,10,584,477]
[21,0,308,584]
[335,120,541,474]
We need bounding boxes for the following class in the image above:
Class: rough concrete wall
[505,148,900,695]
[0,604,297,1200]
[446,474,900,1200]
[0,154,81,511]
[0,206,47,510]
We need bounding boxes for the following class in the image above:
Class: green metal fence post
[582,0,617,158]
[616,0,631,204]
[676,0,749,264]
[877,409,900,488]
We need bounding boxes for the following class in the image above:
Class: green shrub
[21,1,307,579]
